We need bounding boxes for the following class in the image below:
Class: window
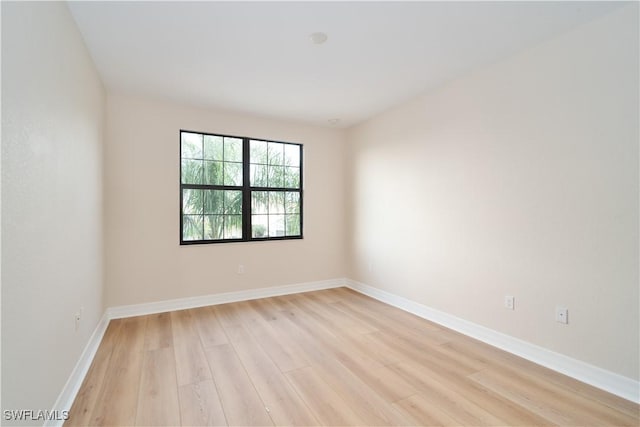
[180,130,303,244]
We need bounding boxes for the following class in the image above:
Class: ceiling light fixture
[309,32,328,45]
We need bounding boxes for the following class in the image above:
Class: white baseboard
[45,312,110,427]
[107,278,345,319]
[345,279,639,404]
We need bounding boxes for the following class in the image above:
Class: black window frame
[179,129,304,245]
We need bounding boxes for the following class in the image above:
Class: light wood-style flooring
[67,287,639,426]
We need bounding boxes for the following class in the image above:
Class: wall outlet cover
[556,306,569,324]
[504,295,515,310]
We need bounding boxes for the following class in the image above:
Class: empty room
[1,1,638,426]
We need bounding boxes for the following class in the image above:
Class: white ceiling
[68,1,623,128]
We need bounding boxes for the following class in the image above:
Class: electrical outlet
[237,264,245,275]
[504,295,515,310]
[556,306,568,324]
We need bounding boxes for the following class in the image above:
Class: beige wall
[346,5,639,380]
[104,94,346,307]
[1,1,105,422]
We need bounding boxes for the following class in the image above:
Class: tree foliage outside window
[180,130,302,244]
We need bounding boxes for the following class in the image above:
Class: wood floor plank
[173,342,212,386]
[144,312,173,351]
[288,295,417,403]
[170,309,200,347]
[218,321,252,343]
[246,297,282,322]
[393,393,466,426]
[369,329,481,376]
[88,316,147,426]
[205,344,273,426]
[68,288,640,427]
[333,288,445,333]
[391,359,553,426]
[357,331,412,366]
[469,368,639,426]
[301,292,378,334]
[243,299,310,372]
[171,308,214,386]
[284,366,365,426]
[191,306,228,348]
[230,328,320,425]
[135,347,181,426]
[389,361,508,426]
[332,298,453,347]
[210,303,246,329]
[178,380,227,426]
[305,289,342,304]
[277,306,415,425]
[267,294,301,311]
[445,338,640,418]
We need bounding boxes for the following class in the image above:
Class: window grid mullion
[242,138,251,240]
